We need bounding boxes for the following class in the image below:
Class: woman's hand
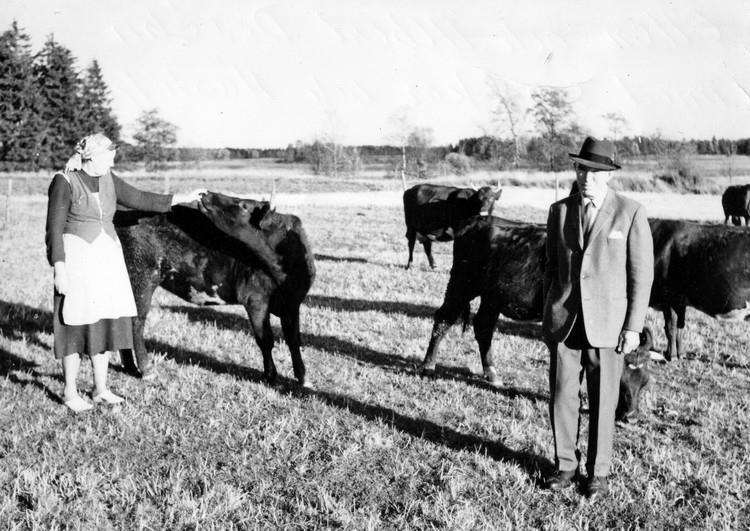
[54,261,68,295]
[171,188,207,208]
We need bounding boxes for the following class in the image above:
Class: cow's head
[474,186,503,216]
[198,191,272,235]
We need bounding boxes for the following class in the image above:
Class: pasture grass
[1,197,750,529]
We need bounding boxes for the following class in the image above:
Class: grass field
[1,186,750,529]
[2,154,750,198]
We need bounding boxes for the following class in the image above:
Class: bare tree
[490,79,525,168]
[387,109,411,190]
[387,109,434,189]
[602,112,628,142]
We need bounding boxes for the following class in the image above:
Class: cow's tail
[460,303,471,334]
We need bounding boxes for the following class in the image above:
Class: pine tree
[34,35,82,168]
[79,60,120,142]
[0,21,45,168]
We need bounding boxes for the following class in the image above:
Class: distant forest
[2,21,749,173]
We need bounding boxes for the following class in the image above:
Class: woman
[45,133,203,413]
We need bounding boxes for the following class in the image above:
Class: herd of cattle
[111,183,750,422]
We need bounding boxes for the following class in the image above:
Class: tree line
[2,21,748,175]
[0,22,120,170]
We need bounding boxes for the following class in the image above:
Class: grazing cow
[721,185,750,226]
[403,184,502,269]
[420,216,649,420]
[649,218,750,360]
[420,216,546,384]
[114,191,315,385]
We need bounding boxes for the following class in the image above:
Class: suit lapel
[562,196,583,252]
[584,188,614,249]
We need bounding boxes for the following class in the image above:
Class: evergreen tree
[79,60,120,142]
[0,21,45,168]
[34,35,82,168]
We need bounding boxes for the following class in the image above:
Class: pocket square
[608,230,625,239]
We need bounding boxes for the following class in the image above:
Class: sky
[2,0,750,148]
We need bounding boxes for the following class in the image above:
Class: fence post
[163,172,170,193]
[4,178,12,228]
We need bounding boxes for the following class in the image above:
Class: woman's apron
[60,192,137,326]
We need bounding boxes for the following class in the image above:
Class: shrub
[444,153,472,175]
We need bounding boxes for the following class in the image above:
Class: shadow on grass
[147,336,552,483]
[308,295,543,341]
[1,300,552,480]
[305,295,435,319]
[1,347,63,404]
[161,304,547,402]
[0,346,40,375]
[0,299,53,350]
[314,253,369,264]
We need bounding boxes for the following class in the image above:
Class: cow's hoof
[484,367,502,387]
[140,368,156,381]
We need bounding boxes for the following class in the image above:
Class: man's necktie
[583,200,595,240]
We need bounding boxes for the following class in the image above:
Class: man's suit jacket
[543,188,654,347]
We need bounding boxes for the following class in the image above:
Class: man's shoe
[546,469,577,491]
[585,476,610,499]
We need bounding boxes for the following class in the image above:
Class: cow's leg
[280,307,305,387]
[123,271,161,378]
[405,229,416,269]
[662,304,687,361]
[421,301,466,374]
[662,307,677,362]
[473,297,503,386]
[675,305,686,359]
[244,295,277,384]
[422,240,436,269]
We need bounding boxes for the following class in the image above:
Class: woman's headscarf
[65,133,116,172]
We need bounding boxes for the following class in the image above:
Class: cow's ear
[249,203,272,227]
[495,189,503,200]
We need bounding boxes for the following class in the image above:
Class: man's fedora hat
[569,136,621,171]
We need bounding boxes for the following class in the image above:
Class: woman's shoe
[92,389,125,405]
[64,395,94,413]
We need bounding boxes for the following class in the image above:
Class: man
[543,137,654,499]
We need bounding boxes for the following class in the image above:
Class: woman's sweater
[46,171,172,265]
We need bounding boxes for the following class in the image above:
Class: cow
[419,216,649,420]
[114,191,315,386]
[403,184,502,269]
[649,218,750,360]
[721,185,750,226]
[420,216,546,384]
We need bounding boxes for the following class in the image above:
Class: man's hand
[616,329,640,354]
[53,261,68,295]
